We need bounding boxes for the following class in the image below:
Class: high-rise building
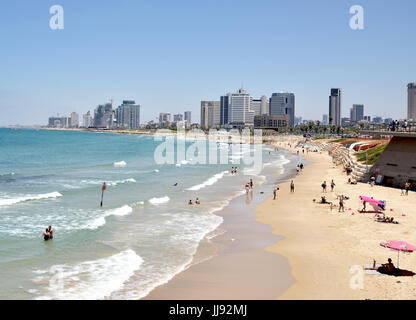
[94,103,114,128]
[220,94,231,126]
[173,114,184,122]
[260,95,269,115]
[322,114,328,125]
[350,104,364,123]
[250,99,262,116]
[363,115,371,122]
[269,92,295,126]
[70,112,79,128]
[408,83,416,120]
[82,111,93,128]
[228,88,254,126]
[159,113,171,124]
[184,111,192,124]
[328,88,341,126]
[116,100,141,129]
[200,101,220,129]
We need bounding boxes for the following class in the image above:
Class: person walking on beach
[330,180,335,192]
[338,195,345,212]
[321,181,327,193]
[405,181,411,195]
[290,180,295,193]
[250,179,253,189]
[300,163,304,171]
[273,187,278,200]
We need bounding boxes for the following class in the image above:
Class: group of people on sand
[231,167,238,175]
[42,225,53,241]
[296,163,304,174]
[188,198,201,205]
[321,179,336,193]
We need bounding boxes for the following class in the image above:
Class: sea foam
[148,196,170,205]
[34,249,143,300]
[0,192,62,207]
[187,171,228,191]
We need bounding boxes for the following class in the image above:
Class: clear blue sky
[0,0,415,125]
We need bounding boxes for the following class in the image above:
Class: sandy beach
[257,141,416,299]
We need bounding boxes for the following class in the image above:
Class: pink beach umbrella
[380,240,416,268]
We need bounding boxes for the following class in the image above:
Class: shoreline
[144,149,300,299]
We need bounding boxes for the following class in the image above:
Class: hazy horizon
[1,0,415,126]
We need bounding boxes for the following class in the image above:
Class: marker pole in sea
[100,182,106,207]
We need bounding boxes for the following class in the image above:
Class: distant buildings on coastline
[46,82,415,131]
[200,87,291,130]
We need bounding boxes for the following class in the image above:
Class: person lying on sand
[366,258,397,275]
[375,216,398,224]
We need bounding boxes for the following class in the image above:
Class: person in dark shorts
[290,180,295,193]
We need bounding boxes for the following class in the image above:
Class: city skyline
[1,1,415,126]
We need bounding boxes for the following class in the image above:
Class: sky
[0,0,415,126]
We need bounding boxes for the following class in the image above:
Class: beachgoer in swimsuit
[43,228,51,241]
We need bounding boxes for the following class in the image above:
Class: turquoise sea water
[0,128,293,299]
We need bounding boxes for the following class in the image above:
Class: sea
[0,128,297,299]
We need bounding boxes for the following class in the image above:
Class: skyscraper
[228,88,254,126]
[116,100,141,129]
[328,88,341,126]
[260,95,269,115]
[250,99,262,116]
[94,103,114,128]
[70,112,79,128]
[322,114,328,125]
[82,111,93,128]
[269,92,295,126]
[184,111,192,124]
[220,94,231,126]
[173,114,183,122]
[408,83,416,120]
[350,104,364,123]
[200,101,220,129]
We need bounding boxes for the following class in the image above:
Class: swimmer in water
[43,228,51,241]
[195,198,200,204]
[188,200,193,205]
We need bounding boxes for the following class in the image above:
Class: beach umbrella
[380,240,416,268]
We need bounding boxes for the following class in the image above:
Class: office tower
[269,92,295,126]
[173,114,184,122]
[184,111,192,124]
[70,112,79,128]
[350,104,364,123]
[82,111,93,128]
[200,101,220,129]
[116,100,141,129]
[328,88,341,126]
[408,83,416,120]
[322,114,328,125]
[94,103,114,128]
[220,93,231,126]
[228,88,254,126]
[250,99,262,116]
[363,115,371,122]
[159,113,171,124]
[260,95,269,115]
